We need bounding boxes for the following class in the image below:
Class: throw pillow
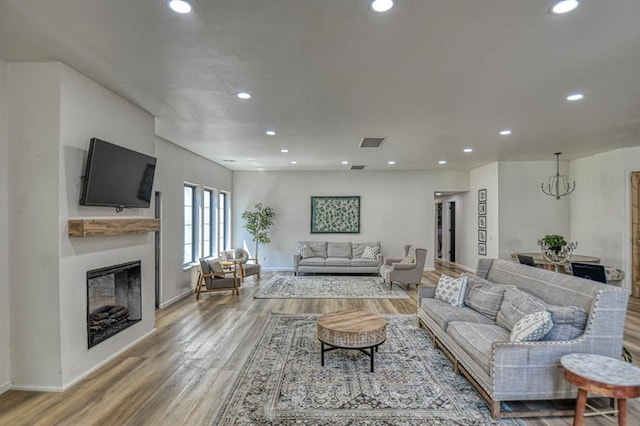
[544,305,588,341]
[510,311,554,342]
[434,274,468,306]
[301,244,314,259]
[400,246,417,264]
[362,245,379,259]
[206,257,225,274]
[464,276,507,321]
[496,288,548,331]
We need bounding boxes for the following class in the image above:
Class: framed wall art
[478,229,487,242]
[478,202,486,215]
[310,196,360,233]
[478,188,487,202]
[478,243,487,256]
[478,216,486,229]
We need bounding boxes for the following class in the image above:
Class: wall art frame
[478,243,487,256]
[310,196,360,233]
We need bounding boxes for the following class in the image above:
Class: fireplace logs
[89,305,130,332]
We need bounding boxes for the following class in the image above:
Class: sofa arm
[417,285,436,306]
[376,253,385,267]
[293,254,301,271]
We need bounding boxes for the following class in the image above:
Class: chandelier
[541,152,575,199]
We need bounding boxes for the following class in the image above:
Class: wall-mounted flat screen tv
[80,138,157,209]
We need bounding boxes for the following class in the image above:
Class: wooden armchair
[195,257,239,299]
[222,249,261,282]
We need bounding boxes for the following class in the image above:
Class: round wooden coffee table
[561,353,640,426]
[317,310,386,373]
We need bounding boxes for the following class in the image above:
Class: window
[183,184,196,265]
[218,191,229,253]
[202,188,214,258]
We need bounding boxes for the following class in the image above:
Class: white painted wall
[497,161,570,260]
[468,163,500,267]
[571,147,640,291]
[0,59,10,394]
[154,138,232,306]
[232,170,468,270]
[8,62,158,390]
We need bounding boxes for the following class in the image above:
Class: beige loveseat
[417,258,630,419]
[293,241,383,275]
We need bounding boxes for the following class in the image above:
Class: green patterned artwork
[310,196,360,233]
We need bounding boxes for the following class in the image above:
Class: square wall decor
[311,196,360,233]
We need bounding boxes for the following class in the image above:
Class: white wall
[154,138,232,306]
[8,62,158,390]
[232,170,468,270]
[571,147,640,290]
[468,163,500,267]
[0,59,10,394]
[497,161,570,259]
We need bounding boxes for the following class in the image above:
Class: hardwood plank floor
[0,261,638,425]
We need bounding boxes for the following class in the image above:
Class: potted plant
[542,234,567,252]
[241,203,276,261]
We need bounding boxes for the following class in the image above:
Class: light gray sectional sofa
[293,241,383,275]
[417,258,630,419]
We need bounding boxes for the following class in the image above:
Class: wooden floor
[0,261,638,425]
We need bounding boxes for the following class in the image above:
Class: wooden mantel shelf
[68,218,160,237]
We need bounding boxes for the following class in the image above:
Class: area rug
[254,275,409,299]
[213,313,523,425]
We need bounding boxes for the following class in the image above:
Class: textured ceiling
[1,0,639,171]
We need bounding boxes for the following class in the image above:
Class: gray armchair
[379,245,427,290]
[222,248,261,282]
[196,257,239,299]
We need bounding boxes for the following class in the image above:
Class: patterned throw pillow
[400,246,417,264]
[362,245,379,259]
[301,244,314,259]
[510,311,554,342]
[434,274,468,306]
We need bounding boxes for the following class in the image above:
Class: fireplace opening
[87,260,142,349]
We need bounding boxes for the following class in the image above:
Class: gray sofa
[293,241,383,275]
[417,258,630,419]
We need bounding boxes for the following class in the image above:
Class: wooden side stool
[561,353,640,426]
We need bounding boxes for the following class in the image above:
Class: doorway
[154,191,162,309]
[436,203,443,259]
[448,201,456,263]
[631,172,640,298]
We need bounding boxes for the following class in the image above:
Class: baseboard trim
[0,380,11,394]
[159,287,193,309]
[10,328,157,393]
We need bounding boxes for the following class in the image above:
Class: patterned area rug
[213,313,523,425]
[254,275,409,299]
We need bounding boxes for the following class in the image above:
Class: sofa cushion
[298,257,327,266]
[352,242,380,258]
[544,305,587,341]
[297,241,327,258]
[420,298,494,332]
[435,274,467,306]
[497,288,547,331]
[325,257,352,267]
[362,245,380,259]
[351,257,379,267]
[447,322,510,374]
[327,242,352,258]
[510,311,553,342]
[464,275,508,320]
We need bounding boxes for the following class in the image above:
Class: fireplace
[87,261,142,348]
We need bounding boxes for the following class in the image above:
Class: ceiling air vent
[360,137,386,148]
[351,165,366,170]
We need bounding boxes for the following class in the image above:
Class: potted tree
[241,203,276,261]
[542,234,567,253]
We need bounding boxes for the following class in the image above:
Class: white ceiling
[1,1,639,171]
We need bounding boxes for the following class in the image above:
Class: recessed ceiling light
[168,0,193,14]
[236,92,252,99]
[388,161,396,165]
[566,93,584,101]
[499,129,512,136]
[341,161,349,165]
[290,161,297,165]
[436,192,442,196]
[370,0,395,13]
[438,160,447,165]
[281,149,288,153]
[550,0,579,15]
[266,130,276,136]
[463,148,473,153]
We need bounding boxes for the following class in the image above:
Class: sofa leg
[491,400,501,419]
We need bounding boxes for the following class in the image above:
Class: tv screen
[80,138,157,209]
[571,262,607,284]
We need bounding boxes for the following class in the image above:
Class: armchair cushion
[205,257,225,273]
